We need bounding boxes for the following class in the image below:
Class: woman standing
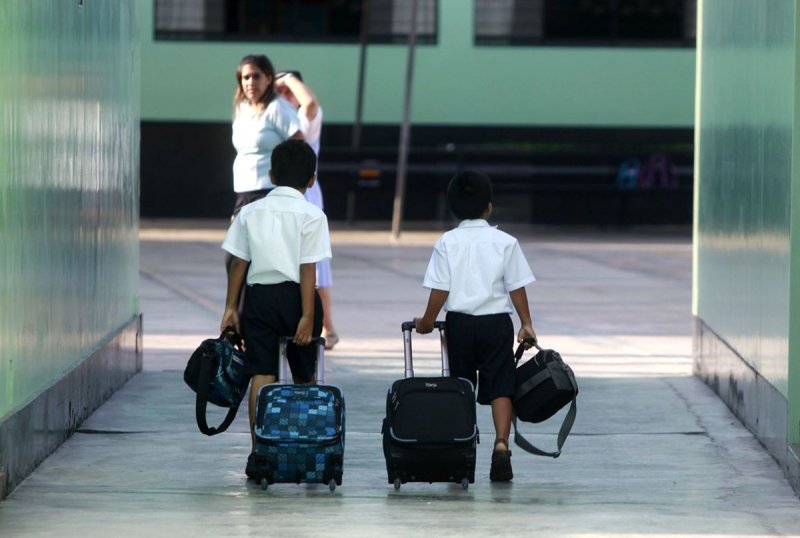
[275,70,339,349]
[230,54,303,220]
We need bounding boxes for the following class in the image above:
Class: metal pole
[352,0,370,150]
[391,0,418,240]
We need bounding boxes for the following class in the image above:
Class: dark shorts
[242,281,323,382]
[445,311,515,405]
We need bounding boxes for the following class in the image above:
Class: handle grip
[401,320,446,332]
[514,337,542,364]
[400,320,449,378]
[277,336,326,384]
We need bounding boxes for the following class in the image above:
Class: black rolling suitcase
[382,321,478,490]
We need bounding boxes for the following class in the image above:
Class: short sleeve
[221,214,251,261]
[267,98,302,140]
[422,238,450,291]
[299,211,332,264]
[503,240,535,291]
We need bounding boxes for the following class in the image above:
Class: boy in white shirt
[220,139,332,478]
[414,171,538,482]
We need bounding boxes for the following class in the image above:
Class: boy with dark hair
[220,139,331,478]
[414,170,537,482]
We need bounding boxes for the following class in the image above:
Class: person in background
[230,54,303,222]
[275,70,339,350]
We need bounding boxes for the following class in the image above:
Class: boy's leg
[248,374,276,451]
[491,396,513,451]
[473,314,516,481]
[241,284,290,476]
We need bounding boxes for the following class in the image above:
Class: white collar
[458,219,492,228]
[268,186,306,199]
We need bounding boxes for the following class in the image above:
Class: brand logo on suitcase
[425,382,438,388]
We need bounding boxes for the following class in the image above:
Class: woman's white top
[232,98,301,193]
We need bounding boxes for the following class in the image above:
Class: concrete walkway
[1,220,799,537]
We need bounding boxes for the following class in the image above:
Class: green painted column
[0,0,140,420]
[789,1,800,446]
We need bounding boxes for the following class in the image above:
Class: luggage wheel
[393,478,402,491]
[328,479,336,492]
[260,478,269,490]
[461,478,469,490]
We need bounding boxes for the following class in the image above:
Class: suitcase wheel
[393,478,402,491]
[260,478,269,490]
[328,479,336,492]
[461,478,469,490]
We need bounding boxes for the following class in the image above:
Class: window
[155,0,437,43]
[475,0,696,46]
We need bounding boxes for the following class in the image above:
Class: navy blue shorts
[242,281,323,382]
[445,311,515,405]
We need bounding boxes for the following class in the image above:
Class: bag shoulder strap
[195,343,241,436]
[512,398,576,458]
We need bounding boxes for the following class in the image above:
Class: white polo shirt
[423,219,535,316]
[232,98,301,193]
[222,187,332,285]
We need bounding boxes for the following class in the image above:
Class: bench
[316,147,692,225]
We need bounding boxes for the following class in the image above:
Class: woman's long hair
[233,54,276,117]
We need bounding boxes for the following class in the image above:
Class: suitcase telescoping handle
[278,336,326,384]
[400,321,448,379]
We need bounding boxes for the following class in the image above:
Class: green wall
[790,4,800,446]
[141,0,695,126]
[0,1,141,419]
[694,0,794,397]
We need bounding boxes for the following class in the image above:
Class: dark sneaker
[490,449,513,482]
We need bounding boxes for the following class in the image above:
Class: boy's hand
[294,315,313,345]
[518,324,537,349]
[221,308,240,334]
[413,317,434,334]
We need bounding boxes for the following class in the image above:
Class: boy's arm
[509,286,537,347]
[414,288,449,334]
[294,262,317,345]
[221,256,248,333]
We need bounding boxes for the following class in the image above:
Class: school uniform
[222,186,331,381]
[423,219,535,404]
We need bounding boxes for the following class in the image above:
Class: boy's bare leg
[491,396,513,450]
[249,374,276,450]
[490,396,514,481]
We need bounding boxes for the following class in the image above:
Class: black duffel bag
[512,340,578,458]
[184,327,251,436]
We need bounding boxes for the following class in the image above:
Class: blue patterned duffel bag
[254,383,345,490]
[184,327,251,436]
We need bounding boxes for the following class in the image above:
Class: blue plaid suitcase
[253,337,345,491]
